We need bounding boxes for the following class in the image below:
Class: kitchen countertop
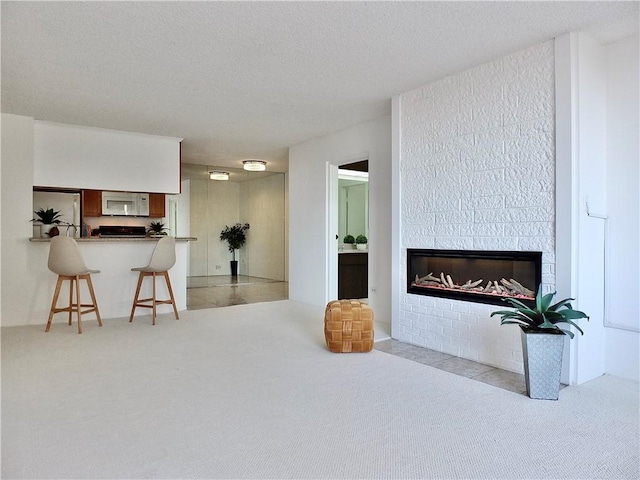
[30,236,197,242]
[339,248,368,253]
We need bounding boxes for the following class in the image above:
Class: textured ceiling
[2,1,638,173]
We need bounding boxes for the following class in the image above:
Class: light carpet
[2,300,639,479]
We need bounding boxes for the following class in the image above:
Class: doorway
[181,163,288,308]
[337,160,369,300]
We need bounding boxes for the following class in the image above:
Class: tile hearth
[375,339,531,395]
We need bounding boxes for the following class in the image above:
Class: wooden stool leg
[68,277,74,325]
[130,272,144,322]
[74,275,83,334]
[85,275,102,327]
[163,271,180,320]
[46,276,65,332]
[152,272,157,325]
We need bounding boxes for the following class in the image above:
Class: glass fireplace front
[407,249,542,307]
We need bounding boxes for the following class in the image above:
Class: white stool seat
[46,236,102,334]
[130,236,179,325]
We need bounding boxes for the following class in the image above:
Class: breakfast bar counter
[29,236,196,324]
[29,236,196,242]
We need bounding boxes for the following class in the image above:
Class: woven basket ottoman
[324,300,374,353]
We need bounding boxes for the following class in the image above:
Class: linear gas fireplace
[407,249,542,307]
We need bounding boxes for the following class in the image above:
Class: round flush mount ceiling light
[209,171,230,181]
[242,160,267,172]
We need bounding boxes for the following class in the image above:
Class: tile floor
[187,275,288,309]
[187,277,534,396]
[375,338,530,395]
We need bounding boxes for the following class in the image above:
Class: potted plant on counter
[220,223,250,277]
[31,208,63,238]
[147,221,168,237]
[355,234,368,251]
[343,234,355,250]
[491,285,589,400]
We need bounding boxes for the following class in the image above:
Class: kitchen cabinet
[338,252,368,299]
[149,193,166,218]
[82,190,102,217]
[81,190,165,218]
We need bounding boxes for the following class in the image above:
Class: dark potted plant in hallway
[491,286,589,400]
[220,223,250,276]
[31,208,63,238]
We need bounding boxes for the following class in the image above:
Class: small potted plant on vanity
[343,234,355,250]
[491,286,589,400]
[31,208,63,238]
[220,223,250,277]
[147,221,168,237]
[355,234,368,251]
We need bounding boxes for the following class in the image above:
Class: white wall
[189,174,286,280]
[396,41,556,373]
[604,34,640,380]
[240,174,286,280]
[1,114,35,326]
[289,115,392,324]
[574,34,608,384]
[34,121,182,193]
[556,33,639,384]
[392,33,639,384]
[189,179,240,276]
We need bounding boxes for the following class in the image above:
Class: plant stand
[520,328,565,400]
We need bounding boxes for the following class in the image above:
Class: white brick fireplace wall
[398,41,555,373]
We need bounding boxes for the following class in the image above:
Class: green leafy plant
[343,234,355,244]
[490,285,589,339]
[355,234,368,244]
[31,208,63,225]
[147,221,168,235]
[220,223,250,260]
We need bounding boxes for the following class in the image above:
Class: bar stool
[46,236,103,334]
[130,236,179,325]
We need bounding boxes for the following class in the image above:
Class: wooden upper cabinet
[149,193,165,218]
[82,190,102,217]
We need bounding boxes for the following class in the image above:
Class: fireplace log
[413,271,534,298]
[498,278,534,297]
[500,278,517,293]
[509,278,535,297]
[461,279,483,290]
[416,273,441,284]
[425,273,441,283]
[446,274,454,288]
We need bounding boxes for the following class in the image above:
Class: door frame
[327,154,369,301]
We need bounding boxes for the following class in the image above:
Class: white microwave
[101,192,150,216]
